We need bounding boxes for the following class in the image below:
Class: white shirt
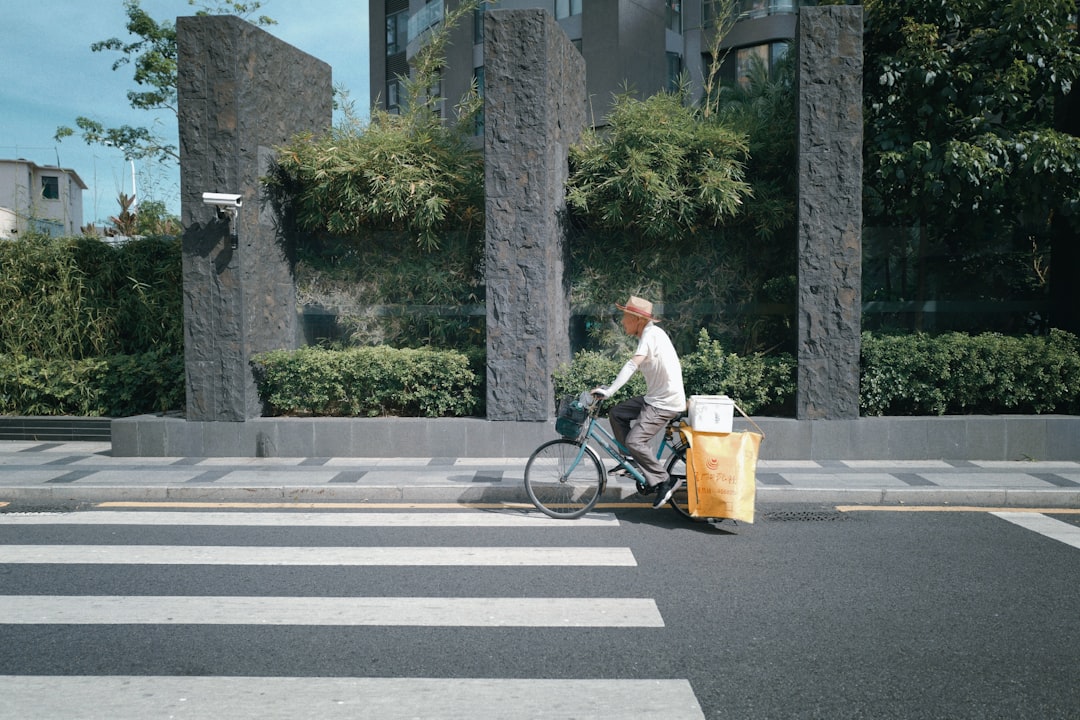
[633,322,686,412]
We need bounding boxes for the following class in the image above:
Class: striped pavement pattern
[0,508,706,719]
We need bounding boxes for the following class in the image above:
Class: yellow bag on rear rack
[683,428,762,523]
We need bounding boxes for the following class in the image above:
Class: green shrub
[552,329,796,415]
[250,345,480,417]
[682,329,796,414]
[860,330,1080,415]
[551,351,648,410]
[0,350,184,417]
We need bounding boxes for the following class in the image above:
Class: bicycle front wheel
[524,439,604,519]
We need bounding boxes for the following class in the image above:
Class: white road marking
[0,544,636,566]
[0,510,618,526]
[0,676,706,720]
[0,595,665,627]
[992,512,1080,550]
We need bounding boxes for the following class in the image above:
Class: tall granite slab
[795,6,863,419]
[177,15,332,421]
[483,9,586,420]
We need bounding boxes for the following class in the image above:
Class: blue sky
[1,0,370,224]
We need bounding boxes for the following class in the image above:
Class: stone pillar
[177,15,332,421]
[483,9,586,420]
[795,6,863,419]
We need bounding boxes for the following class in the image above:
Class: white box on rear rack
[688,395,734,433]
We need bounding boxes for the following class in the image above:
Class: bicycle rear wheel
[524,439,604,519]
[664,449,703,521]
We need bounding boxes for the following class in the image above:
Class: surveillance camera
[202,192,243,208]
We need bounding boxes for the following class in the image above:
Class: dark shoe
[652,475,683,509]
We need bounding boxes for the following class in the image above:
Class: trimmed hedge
[860,329,1080,415]
[250,345,480,417]
[0,351,184,417]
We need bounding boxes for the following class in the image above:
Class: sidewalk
[2,440,1079,508]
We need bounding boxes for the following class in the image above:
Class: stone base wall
[111,415,1080,461]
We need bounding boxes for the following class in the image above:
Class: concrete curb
[5,484,1079,508]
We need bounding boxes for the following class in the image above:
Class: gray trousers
[609,397,679,487]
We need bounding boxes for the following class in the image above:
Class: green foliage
[860,329,1080,415]
[296,232,483,351]
[132,199,182,236]
[566,55,796,357]
[0,235,183,360]
[0,351,184,417]
[862,0,1080,325]
[552,351,648,409]
[566,87,753,244]
[264,0,483,251]
[552,329,796,415]
[681,329,796,414]
[266,109,484,251]
[0,234,184,417]
[250,346,481,418]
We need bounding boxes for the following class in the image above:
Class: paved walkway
[1,441,1079,508]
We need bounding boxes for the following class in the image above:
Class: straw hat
[617,296,654,320]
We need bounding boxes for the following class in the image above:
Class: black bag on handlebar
[555,395,588,439]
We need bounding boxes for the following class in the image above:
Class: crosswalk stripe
[0,510,618,526]
[0,676,706,720]
[992,512,1080,550]
[0,544,636,566]
[0,595,665,627]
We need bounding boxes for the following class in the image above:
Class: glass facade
[408,0,443,43]
[666,1,682,32]
[555,0,582,19]
[386,10,408,55]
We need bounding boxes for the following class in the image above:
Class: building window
[666,52,683,91]
[733,41,788,85]
[666,1,682,33]
[408,0,443,43]
[733,0,796,20]
[41,176,59,200]
[736,44,768,84]
[387,10,408,55]
[387,78,402,113]
[555,0,582,20]
[770,40,789,66]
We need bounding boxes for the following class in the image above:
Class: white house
[0,158,86,238]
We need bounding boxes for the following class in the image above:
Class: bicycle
[523,392,696,520]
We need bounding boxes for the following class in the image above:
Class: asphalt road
[1,502,1078,719]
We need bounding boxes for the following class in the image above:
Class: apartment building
[369,0,802,125]
[0,158,86,238]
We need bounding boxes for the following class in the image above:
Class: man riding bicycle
[591,295,687,509]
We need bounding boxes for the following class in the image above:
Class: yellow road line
[97,501,539,510]
[96,500,657,511]
[837,505,1080,514]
